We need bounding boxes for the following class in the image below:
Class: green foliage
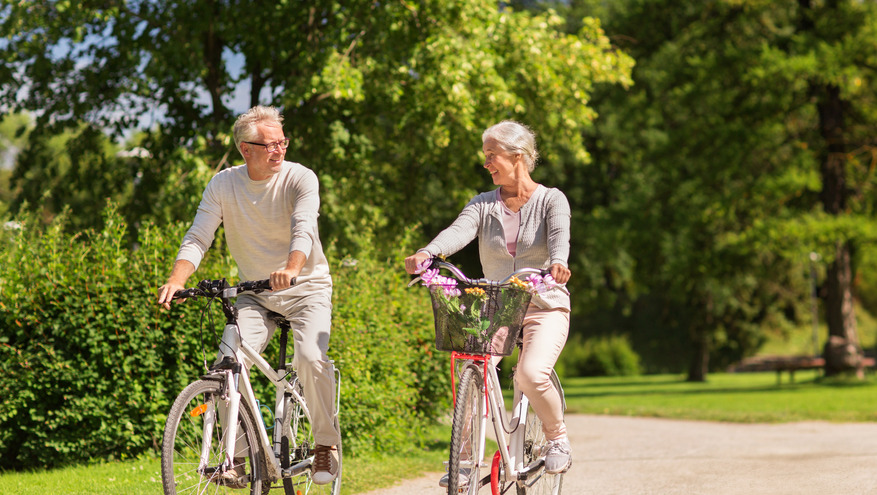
[557,334,641,378]
[8,125,223,242]
[1,0,633,259]
[0,205,447,469]
[0,205,199,469]
[547,0,877,379]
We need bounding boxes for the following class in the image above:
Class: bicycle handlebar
[409,257,569,295]
[173,278,280,300]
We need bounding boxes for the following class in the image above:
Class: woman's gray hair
[233,105,284,154]
[482,120,539,172]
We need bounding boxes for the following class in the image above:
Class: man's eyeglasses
[244,138,290,153]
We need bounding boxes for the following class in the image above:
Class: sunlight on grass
[0,457,163,495]
[0,425,452,495]
[562,372,877,423]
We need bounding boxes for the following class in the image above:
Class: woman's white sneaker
[543,437,572,474]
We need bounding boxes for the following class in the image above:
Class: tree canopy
[550,0,877,378]
[1,0,633,253]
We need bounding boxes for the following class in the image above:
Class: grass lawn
[0,426,450,495]
[561,371,877,423]
[5,371,877,494]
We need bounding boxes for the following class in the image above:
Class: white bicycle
[160,278,342,495]
[411,258,567,495]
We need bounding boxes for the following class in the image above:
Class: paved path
[357,414,877,495]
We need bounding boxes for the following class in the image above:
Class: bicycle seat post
[269,313,291,372]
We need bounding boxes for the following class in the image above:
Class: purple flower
[526,273,558,294]
[415,258,433,274]
[422,271,461,298]
[420,268,439,286]
[444,287,461,297]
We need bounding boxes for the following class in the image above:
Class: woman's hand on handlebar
[404,252,432,274]
[549,263,570,285]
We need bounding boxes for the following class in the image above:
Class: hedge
[0,205,450,470]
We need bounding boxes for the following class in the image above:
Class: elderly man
[158,105,340,486]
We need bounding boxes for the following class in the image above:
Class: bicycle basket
[429,283,532,356]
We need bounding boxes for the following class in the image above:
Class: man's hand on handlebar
[157,281,186,310]
[269,268,297,291]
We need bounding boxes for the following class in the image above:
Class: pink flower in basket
[421,269,461,297]
[526,273,558,294]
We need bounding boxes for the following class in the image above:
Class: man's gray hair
[482,120,539,172]
[233,105,284,154]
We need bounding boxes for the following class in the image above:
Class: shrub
[0,205,448,469]
[557,333,641,378]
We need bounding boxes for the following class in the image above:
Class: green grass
[0,425,451,495]
[561,371,877,423]
[758,302,877,356]
[0,458,163,495]
[6,371,877,493]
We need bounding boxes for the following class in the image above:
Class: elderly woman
[405,120,572,486]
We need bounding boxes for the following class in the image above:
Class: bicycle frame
[206,324,341,484]
[452,351,544,491]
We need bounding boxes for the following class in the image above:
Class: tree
[1,0,633,257]
[557,0,877,380]
[790,0,877,376]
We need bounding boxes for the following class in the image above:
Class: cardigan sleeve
[545,188,571,267]
[421,195,485,257]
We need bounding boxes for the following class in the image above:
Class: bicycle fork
[200,365,244,476]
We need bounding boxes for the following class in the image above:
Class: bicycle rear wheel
[161,379,265,495]
[449,365,484,495]
[282,389,342,495]
[517,370,564,495]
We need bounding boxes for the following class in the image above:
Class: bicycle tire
[449,365,484,495]
[161,379,266,495]
[516,370,564,495]
[282,390,343,495]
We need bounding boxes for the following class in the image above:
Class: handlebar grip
[238,279,273,292]
[172,288,199,300]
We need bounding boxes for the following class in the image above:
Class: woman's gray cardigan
[420,184,571,311]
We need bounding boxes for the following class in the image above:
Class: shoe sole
[544,461,571,475]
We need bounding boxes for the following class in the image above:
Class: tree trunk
[816,82,863,377]
[687,328,709,382]
[688,297,711,382]
[823,240,863,377]
[202,0,229,126]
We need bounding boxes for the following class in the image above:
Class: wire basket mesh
[429,283,532,356]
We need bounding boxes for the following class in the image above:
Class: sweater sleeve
[422,196,483,257]
[288,169,320,256]
[176,177,223,269]
[545,189,571,267]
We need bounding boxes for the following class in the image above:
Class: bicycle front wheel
[449,365,484,495]
[161,379,265,495]
[282,392,343,495]
[517,370,564,495]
